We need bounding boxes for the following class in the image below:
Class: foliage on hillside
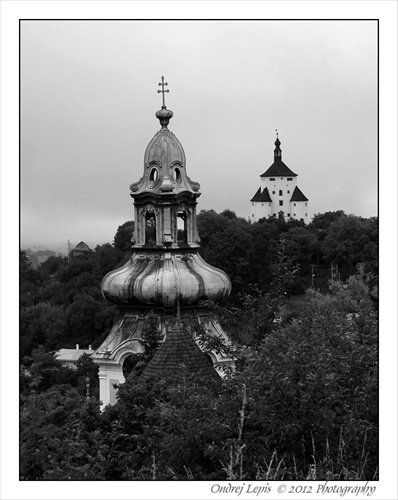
[197,210,378,297]
[20,268,378,480]
[19,210,378,480]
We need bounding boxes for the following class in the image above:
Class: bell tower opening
[177,210,187,245]
[145,211,156,245]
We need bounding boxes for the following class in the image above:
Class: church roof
[141,324,219,381]
[260,161,297,178]
[290,186,309,202]
[250,187,272,202]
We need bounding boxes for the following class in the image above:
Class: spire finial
[155,77,173,128]
[157,76,169,108]
[274,130,282,159]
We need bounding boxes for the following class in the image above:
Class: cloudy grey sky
[21,20,377,250]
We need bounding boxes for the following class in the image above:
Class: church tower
[92,78,233,407]
[250,134,309,222]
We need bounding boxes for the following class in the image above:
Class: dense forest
[20,210,378,480]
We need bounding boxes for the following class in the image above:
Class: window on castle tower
[279,200,283,206]
[287,177,293,181]
[272,191,275,194]
[279,190,283,196]
[270,178,275,181]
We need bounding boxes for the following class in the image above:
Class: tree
[321,214,378,279]
[20,303,68,357]
[65,293,111,348]
[113,220,135,252]
[20,346,76,394]
[93,243,122,278]
[197,210,253,296]
[240,269,378,479]
[20,251,41,306]
[38,255,67,280]
[20,385,103,480]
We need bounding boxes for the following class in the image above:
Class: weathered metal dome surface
[144,126,186,167]
[101,251,231,308]
[130,105,200,196]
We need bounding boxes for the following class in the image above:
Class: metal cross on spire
[157,76,169,108]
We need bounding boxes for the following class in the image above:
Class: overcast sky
[21,20,377,250]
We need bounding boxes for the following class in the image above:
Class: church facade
[250,136,309,223]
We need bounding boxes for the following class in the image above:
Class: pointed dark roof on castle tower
[141,324,220,381]
[290,186,309,202]
[250,187,272,202]
[260,136,297,178]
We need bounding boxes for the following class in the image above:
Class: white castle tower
[250,134,309,223]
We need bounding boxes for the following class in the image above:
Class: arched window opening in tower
[122,354,137,378]
[145,211,157,245]
[279,189,283,196]
[177,210,188,245]
[149,167,159,187]
[173,166,182,185]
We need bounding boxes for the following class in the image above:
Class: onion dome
[101,251,231,308]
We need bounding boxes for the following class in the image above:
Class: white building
[250,136,309,223]
[56,344,94,369]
